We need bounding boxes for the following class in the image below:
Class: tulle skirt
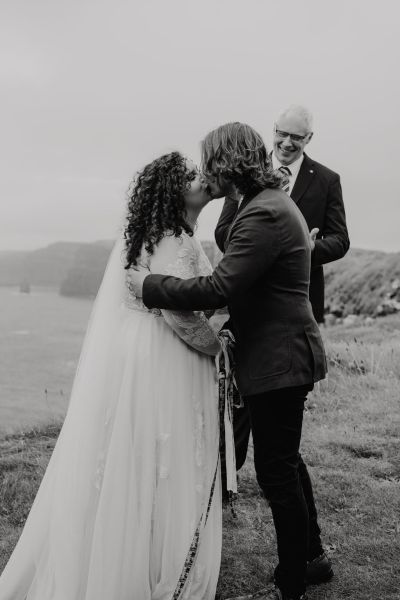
[0,304,222,600]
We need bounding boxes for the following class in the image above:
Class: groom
[129,123,328,600]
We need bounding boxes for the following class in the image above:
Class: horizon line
[0,239,399,255]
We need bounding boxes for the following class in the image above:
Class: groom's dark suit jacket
[216,154,350,323]
[143,187,327,397]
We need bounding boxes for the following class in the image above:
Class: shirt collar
[272,152,304,180]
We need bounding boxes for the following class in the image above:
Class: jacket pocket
[248,326,292,380]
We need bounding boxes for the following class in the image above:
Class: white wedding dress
[0,232,222,600]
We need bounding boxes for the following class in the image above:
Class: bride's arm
[149,234,221,357]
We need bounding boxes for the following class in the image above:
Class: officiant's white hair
[277,105,314,132]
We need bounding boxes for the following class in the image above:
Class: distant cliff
[0,243,86,287]
[324,248,400,318]
[0,241,113,293]
[1,241,399,319]
[0,239,219,299]
[59,243,113,298]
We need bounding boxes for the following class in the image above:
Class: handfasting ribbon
[172,329,242,599]
[172,456,219,600]
[216,329,243,515]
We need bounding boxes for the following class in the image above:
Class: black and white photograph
[0,1,399,599]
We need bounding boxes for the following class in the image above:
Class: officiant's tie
[279,166,292,193]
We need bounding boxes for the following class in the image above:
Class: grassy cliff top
[1,317,399,598]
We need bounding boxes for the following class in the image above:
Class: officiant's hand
[310,228,319,251]
[129,265,149,298]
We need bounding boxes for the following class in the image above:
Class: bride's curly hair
[124,152,195,269]
[201,122,285,196]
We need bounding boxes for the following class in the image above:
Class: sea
[0,286,93,436]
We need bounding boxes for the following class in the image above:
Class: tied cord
[172,457,219,600]
[171,329,241,598]
[216,329,243,517]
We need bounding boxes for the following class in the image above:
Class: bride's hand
[129,265,149,298]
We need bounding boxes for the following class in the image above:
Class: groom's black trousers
[238,386,323,597]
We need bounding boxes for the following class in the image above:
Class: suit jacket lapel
[291,153,315,204]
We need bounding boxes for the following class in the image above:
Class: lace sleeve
[149,234,221,357]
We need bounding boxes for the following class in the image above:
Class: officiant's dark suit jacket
[143,187,327,397]
[216,154,350,323]
[296,154,349,322]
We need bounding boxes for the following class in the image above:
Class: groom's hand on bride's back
[129,265,149,298]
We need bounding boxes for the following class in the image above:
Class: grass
[216,316,400,600]
[0,424,59,564]
[1,317,400,599]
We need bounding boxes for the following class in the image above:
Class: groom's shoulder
[237,188,297,229]
[249,187,291,213]
[238,188,306,236]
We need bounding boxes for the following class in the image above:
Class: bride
[0,152,222,600]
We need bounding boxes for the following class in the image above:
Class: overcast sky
[1,0,399,252]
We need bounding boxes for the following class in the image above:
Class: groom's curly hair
[124,152,195,269]
[201,122,284,196]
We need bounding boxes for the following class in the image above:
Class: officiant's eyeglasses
[274,126,308,143]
